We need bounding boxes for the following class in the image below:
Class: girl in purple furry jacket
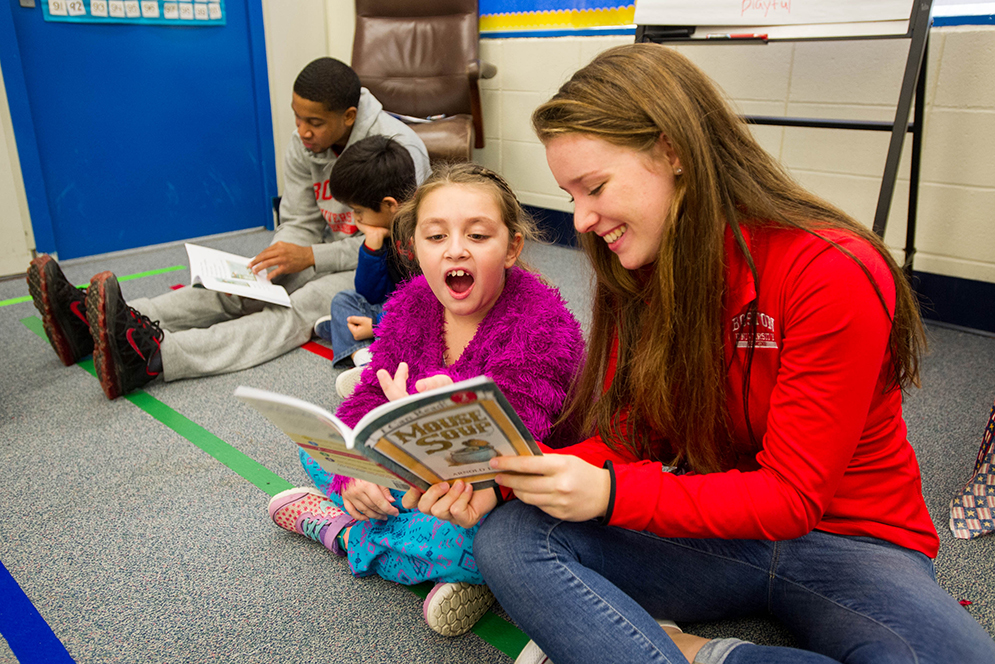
[267,163,584,637]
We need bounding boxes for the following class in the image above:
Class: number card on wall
[43,0,225,25]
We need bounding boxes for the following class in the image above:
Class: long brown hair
[536,44,926,473]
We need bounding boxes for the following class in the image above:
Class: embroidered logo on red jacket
[731,311,778,349]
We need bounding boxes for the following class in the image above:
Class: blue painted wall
[1,0,276,260]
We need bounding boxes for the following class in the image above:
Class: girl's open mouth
[446,269,475,299]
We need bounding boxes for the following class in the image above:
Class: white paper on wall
[634,0,915,26]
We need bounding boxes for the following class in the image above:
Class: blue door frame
[0,0,277,260]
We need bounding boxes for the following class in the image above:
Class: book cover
[235,376,541,492]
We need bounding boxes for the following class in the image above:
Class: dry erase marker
[705,33,768,39]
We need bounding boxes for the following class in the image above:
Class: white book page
[233,386,410,490]
[185,243,291,307]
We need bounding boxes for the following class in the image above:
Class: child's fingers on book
[342,497,369,522]
[449,490,471,517]
[377,363,411,401]
[347,489,397,520]
[371,495,399,518]
[416,481,452,514]
[378,484,397,503]
[414,374,454,393]
[422,481,467,520]
[401,487,423,509]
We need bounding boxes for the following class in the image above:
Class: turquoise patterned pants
[299,448,486,585]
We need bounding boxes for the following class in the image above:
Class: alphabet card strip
[43,0,225,25]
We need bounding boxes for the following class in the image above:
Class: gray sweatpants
[129,268,354,382]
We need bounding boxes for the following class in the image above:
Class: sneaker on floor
[335,365,365,399]
[352,347,372,367]
[313,314,332,342]
[85,272,164,400]
[513,619,678,664]
[514,640,552,664]
[26,255,93,366]
[268,487,354,556]
[423,581,495,637]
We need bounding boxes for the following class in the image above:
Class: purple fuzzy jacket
[331,266,584,494]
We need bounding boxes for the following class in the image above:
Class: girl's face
[414,184,523,326]
[545,133,681,270]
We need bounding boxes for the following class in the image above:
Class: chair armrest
[467,59,498,82]
[467,60,496,150]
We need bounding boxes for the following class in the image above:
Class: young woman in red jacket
[413,44,995,664]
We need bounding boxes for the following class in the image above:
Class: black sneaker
[85,272,164,400]
[26,254,94,366]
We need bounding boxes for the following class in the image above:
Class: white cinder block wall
[473,27,995,285]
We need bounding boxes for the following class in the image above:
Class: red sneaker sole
[27,256,78,367]
[86,272,122,400]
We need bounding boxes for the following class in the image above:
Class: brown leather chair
[351,0,496,164]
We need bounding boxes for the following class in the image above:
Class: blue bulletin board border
[42,0,226,26]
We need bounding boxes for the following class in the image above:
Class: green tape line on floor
[21,314,529,657]
[20,315,291,496]
[1,265,185,308]
[126,390,295,497]
[407,583,528,657]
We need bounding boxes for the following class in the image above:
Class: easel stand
[636,0,933,274]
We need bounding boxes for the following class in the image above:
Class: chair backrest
[352,0,479,119]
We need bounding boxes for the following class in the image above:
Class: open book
[185,243,291,307]
[235,376,542,492]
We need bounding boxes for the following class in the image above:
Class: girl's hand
[401,482,498,529]
[377,362,409,401]
[490,455,611,522]
[414,374,454,393]
[346,315,374,341]
[341,478,400,522]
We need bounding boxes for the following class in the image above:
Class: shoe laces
[299,513,336,543]
[124,309,164,368]
[128,308,164,345]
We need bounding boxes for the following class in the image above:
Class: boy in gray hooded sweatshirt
[27,57,430,399]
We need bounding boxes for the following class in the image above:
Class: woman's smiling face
[545,133,681,270]
[413,184,522,327]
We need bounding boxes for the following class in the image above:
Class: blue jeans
[475,501,995,664]
[325,290,382,368]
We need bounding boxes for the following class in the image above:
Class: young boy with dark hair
[311,134,417,397]
[27,57,429,399]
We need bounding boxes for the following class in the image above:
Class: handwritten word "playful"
[742,0,791,17]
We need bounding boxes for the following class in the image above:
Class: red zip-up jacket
[549,224,939,557]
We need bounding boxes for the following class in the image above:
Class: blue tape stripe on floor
[0,559,75,663]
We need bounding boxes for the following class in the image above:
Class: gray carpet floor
[1,227,992,663]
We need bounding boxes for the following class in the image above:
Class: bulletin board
[480,0,634,36]
[42,0,225,26]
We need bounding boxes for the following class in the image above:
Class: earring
[675,167,683,175]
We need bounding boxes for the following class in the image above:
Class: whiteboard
[634,0,917,39]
